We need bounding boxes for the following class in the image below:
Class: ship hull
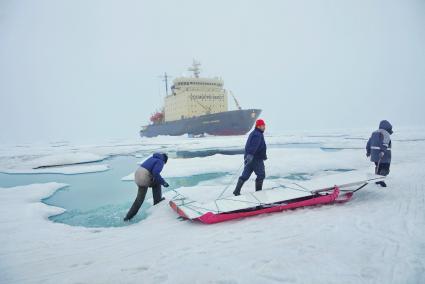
[140,109,261,137]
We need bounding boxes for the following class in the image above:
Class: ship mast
[159,72,172,96]
[188,60,201,78]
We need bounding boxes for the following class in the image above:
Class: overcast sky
[1,0,424,144]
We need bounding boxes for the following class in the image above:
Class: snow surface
[2,128,422,175]
[1,130,425,283]
[0,140,151,174]
[1,164,109,175]
[122,148,375,181]
[1,163,424,283]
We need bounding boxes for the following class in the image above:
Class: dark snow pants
[125,183,163,220]
[375,162,390,176]
[240,159,265,182]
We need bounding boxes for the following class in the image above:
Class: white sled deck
[169,170,385,222]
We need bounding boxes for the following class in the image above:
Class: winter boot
[154,197,165,205]
[375,181,387,187]
[255,179,263,191]
[233,178,245,196]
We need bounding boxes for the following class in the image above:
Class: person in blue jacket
[366,120,393,187]
[124,153,169,221]
[233,119,267,196]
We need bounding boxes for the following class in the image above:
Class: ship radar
[188,59,201,78]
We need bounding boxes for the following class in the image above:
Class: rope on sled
[215,161,245,200]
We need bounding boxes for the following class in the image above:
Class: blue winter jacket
[140,153,167,185]
[366,120,393,164]
[245,128,267,160]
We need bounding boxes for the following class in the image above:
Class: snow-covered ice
[0,140,157,175]
[1,129,425,283]
[2,164,110,175]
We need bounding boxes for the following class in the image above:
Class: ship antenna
[158,72,172,96]
[188,59,201,78]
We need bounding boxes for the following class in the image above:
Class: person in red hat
[233,119,267,196]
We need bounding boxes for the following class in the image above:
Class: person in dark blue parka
[124,153,169,221]
[233,119,267,196]
[366,120,393,187]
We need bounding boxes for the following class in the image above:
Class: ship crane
[229,90,242,110]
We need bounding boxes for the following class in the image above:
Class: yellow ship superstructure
[164,61,228,122]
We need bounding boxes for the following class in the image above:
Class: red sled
[169,171,384,224]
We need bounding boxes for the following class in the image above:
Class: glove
[244,154,254,166]
[264,155,268,161]
[379,152,385,159]
[366,152,370,158]
[163,181,169,188]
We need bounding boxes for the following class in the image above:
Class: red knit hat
[256,119,265,127]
